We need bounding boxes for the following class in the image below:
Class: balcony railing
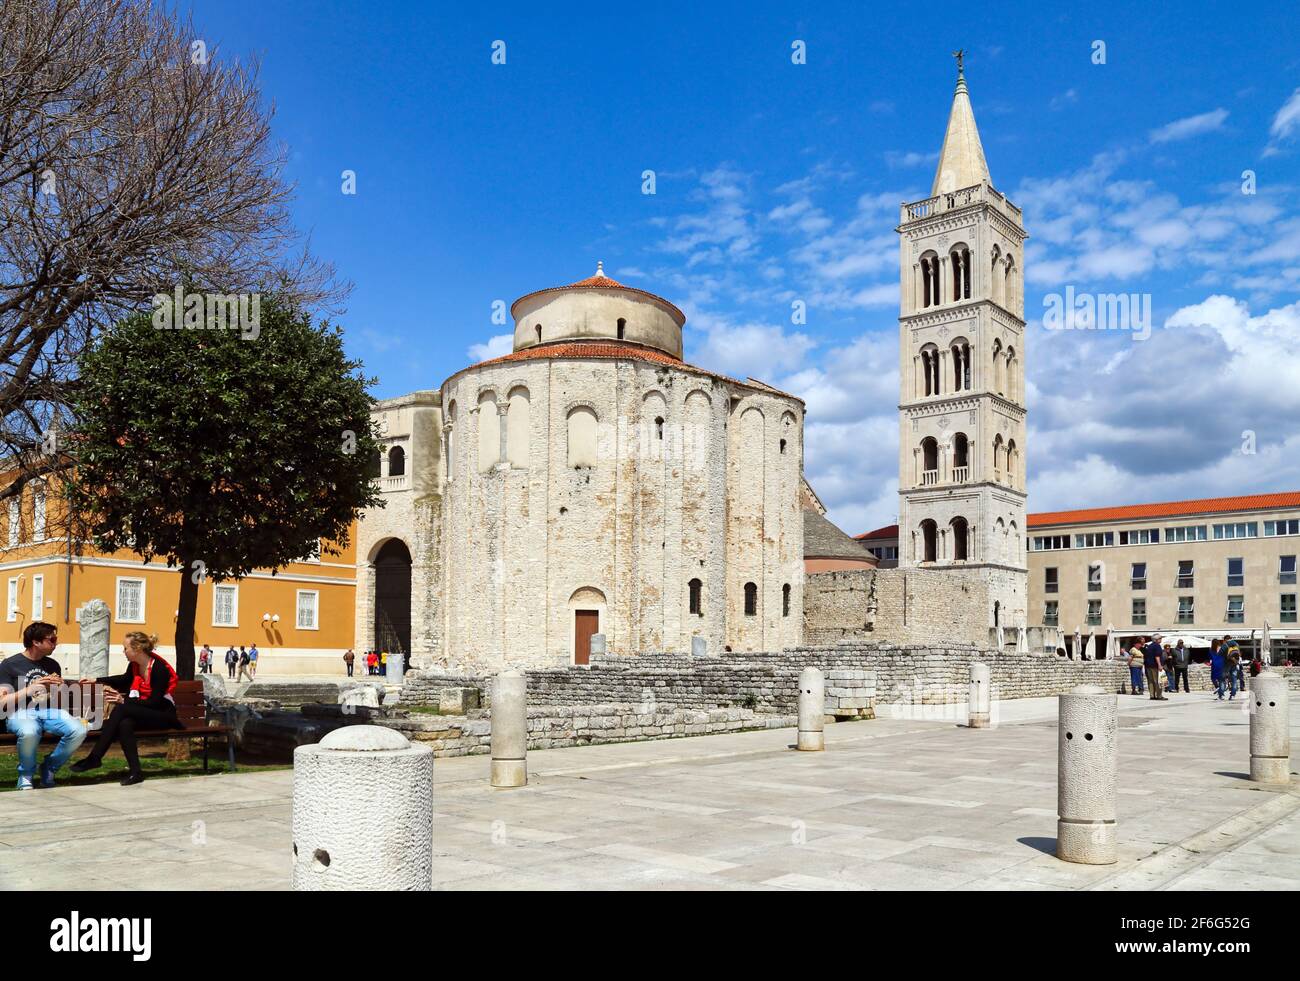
[379,474,410,492]
[921,469,938,486]
[952,465,969,483]
[900,182,1023,224]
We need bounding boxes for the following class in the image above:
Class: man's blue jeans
[1129,666,1145,693]
[5,709,88,778]
[1214,674,1239,699]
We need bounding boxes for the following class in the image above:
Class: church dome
[509,262,686,358]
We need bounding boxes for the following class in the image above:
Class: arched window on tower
[951,337,971,391]
[921,437,938,485]
[953,432,969,482]
[1004,255,1016,312]
[920,251,940,308]
[782,583,791,617]
[744,582,758,617]
[992,434,1004,482]
[507,386,531,469]
[990,246,1003,307]
[1006,439,1018,489]
[688,578,703,616]
[920,519,938,563]
[535,324,542,343]
[387,445,405,477]
[950,244,971,301]
[567,406,598,469]
[617,318,626,340]
[1005,346,1017,402]
[951,516,969,561]
[992,339,1003,395]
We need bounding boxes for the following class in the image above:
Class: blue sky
[188,0,1300,533]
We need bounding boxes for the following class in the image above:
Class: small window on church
[744,582,757,617]
[689,578,702,616]
[782,583,790,617]
[535,324,542,342]
[617,318,626,340]
[655,417,664,440]
[779,438,786,454]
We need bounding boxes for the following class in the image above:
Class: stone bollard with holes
[1249,672,1291,784]
[1057,684,1117,865]
[491,670,528,788]
[691,635,707,657]
[797,667,825,752]
[968,662,991,728]
[292,725,433,890]
[589,634,606,659]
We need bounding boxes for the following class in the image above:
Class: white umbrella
[1262,621,1273,663]
[1056,626,1066,656]
[1106,624,1120,661]
[1016,625,1028,655]
[1082,628,1095,661]
[1073,627,1082,660]
[996,623,1005,650]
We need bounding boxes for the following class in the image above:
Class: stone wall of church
[436,357,803,673]
[803,567,990,646]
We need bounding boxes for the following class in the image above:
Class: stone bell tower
[895,54,1029,636]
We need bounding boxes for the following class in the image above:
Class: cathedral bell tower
[896,53,1028,637]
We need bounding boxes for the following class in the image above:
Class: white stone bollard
[589,634,606,658]
[1057,685,1117,865]
[797,667,825,751]
[292,725,433,890]
[691,635,707,657]
[490,670,528,788]
[1249,672,1291,784]
[968,662,991,728]
[385,650,405,680]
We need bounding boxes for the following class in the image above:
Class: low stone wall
[382,704,798,758]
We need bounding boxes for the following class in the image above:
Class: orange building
[0,477,357,677]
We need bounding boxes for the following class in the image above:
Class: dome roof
[509,262,686,325]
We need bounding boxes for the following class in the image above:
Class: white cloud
[467,333,512,361]
[1268,87,1300,143]
[1148,108,1229,144]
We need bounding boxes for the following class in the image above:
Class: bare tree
[0,0,345,499]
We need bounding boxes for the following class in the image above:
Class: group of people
[0,621,184,789]
[1125,634,1261,700]
[342,649,390,676]
[202,644,260,681]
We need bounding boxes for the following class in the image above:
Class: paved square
[0,691,1295,890]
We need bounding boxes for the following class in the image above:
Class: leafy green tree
[66,297,382,678]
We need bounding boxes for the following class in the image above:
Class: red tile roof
[855,524,899,541]
[1028,491,1300,528]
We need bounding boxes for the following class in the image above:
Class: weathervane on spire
[952,48,965,76]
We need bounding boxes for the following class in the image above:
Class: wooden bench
[0,680,236,773]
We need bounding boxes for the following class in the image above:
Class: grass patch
[405,705,445,715]
[0,747,288,791]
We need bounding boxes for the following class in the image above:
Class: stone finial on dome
[594,260,605,278]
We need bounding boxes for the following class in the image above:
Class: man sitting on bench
[71,631,183,786]
[0,622,88,790]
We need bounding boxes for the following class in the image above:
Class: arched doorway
[374,539,412,659]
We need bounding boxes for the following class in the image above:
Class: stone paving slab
[0,692,1295,890]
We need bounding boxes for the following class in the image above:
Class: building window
[1166,525,1207,542]
[1227,557,1244,588]
[1132,598,1147,625]
[31,574,43,620]
[655,417,664,440]
[1282,594,1298,624]
[1280,555,1296,586]
[1074,532,1114,548]
[213,584,238,627]
[782,583,791,617]
[1226,595,1245,624]
[779,438,787,455]
[534,324,542,342]
[387,445,405,477]
[1213,522,1258,540]
[296,590,319,630]
[7,498,18,546]
[567,406,598,469]
[688,578,702,616]
[1264,519,1300,536]
[1177,596,1194,625]
[1119,528,1160,545]
[617,318,626,340]
[1044,567,1058,594]
[1032,535,1071,551]
[1177,560,1194,589]
[951,516,969,561]
[116,577,145,624]
[1130,562,1146,590]
[920,520,937,563]
[32,487,46,542]
[1086,600,1102,626]
[506,387,531,469]
[1087,563,1103,591]
[743,582,757,617]
[5,577,16,622]
[1044,601,1059,627]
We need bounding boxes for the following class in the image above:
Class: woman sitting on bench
[71,631,183,785]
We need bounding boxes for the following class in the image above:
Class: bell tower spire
[932,50,991,196]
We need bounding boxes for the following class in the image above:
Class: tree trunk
[175,559,199,680]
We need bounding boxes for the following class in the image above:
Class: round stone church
[355,266,805,671]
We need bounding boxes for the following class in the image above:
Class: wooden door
[574,610,599,665]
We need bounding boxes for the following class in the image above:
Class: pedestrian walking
[343,648,355,677]
[1222,637,1241,700]
[1127,639,1146,695]
[225,645,238,679]
[1210,639,1226,699]
[248,643,259,679]
[1143,634,1167,701]
[237,646,253,683]
[1171,640,1190,693]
